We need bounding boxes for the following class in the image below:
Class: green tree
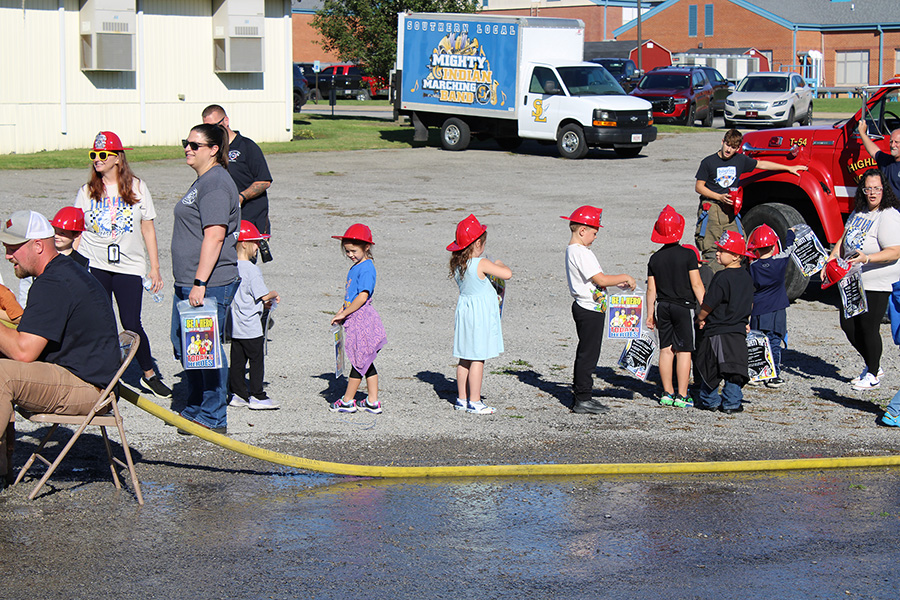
[311,1,479,80]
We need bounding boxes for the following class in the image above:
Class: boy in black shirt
[695,231,755,414]
[646,206,706,407]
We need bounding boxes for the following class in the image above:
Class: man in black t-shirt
[201,104,274,236]
[695,129,806,270]
[0,210,120,483]
[857,120,900,199]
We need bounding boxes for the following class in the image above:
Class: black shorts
[656,302,696,352]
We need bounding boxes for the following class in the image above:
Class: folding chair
[13,331,144,504]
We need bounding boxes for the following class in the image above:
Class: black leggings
[840,290,889,373]
[90,268,155,373]
[349,364,377,379]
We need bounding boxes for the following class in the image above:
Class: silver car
[724,72,814,128]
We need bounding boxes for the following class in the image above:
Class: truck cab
[737,79,900,299]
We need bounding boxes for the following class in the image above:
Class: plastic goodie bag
[838,264,867,319]
[606,288,645,340]
[789,223,828,277]
[617,329,658,381]
[331,323,345,379]
[487,274,507,318]
[176,299,222,370]
[746,330,777,383]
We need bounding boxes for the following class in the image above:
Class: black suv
[588,58,641,91]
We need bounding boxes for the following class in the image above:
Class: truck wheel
[356,89,371,102]
[742,202,810,300]
[557,124,588,159]
[614,146,642,158]
[441,118,471,151]
[496,136,522,151]
[311,89,321,103]
[682,103,696,127]
[802,103,813,126]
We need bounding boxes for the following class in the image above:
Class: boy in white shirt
[562,206,636,415]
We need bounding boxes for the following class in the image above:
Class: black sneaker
[720,405,744,415]
[765,377,785,388]
[140,375,173,399]
[572,399,611,414]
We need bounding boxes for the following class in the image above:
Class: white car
[724,72,814,128]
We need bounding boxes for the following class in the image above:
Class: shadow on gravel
[415,371,459,409]
[782,348,843,382]
[313,373,350,406]
[810,385,885,415]
[501,367,658,409]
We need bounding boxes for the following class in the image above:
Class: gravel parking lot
[1,128,898,488]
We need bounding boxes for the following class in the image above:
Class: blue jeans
[170,279,239,429]
[887,389,900,418]
[698,380,743,411]
[766,331,784,377]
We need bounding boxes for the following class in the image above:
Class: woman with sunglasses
[74,131,172,399]
[827,168,900,391]
[171,123,241,434]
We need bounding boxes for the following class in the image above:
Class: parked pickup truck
[308,64,389,101]
[736,78,900,299]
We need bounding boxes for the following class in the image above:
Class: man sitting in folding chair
[0,210,120,487]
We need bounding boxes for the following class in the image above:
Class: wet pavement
[2,466,898,599]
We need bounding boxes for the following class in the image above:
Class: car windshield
[600,61,625,75]
[737,76,789,93]
[557,66,625,96]
[638,73,690,90]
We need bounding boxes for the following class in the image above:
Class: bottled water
[142,276,164,303]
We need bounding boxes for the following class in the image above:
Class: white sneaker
[453,398,467,411]
[466,400,496,415]
[851,367,884,384]
[852,372,881,391]
[229,395,250,408]
[248,396,281,410]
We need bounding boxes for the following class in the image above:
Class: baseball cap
[0,210,54,245]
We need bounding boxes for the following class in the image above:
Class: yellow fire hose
[121,387,900,477]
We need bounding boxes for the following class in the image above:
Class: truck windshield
[557,66,625,96]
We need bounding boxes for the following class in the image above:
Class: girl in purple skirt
[329,224,387,414]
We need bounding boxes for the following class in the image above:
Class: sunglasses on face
[182,140,212,151]
[89,150,117,161]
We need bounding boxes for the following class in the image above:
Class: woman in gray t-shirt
[171,123,241,433]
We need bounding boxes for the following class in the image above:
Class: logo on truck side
[415,31,507,107]
[532,99,547,123]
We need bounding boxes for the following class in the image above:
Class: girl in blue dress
[447,214,513,415]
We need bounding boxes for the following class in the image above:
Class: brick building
[291,0,340,63]
[614,0,900,87]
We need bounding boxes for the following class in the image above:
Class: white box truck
[394,12,656,159]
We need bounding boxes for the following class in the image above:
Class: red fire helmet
[50,206,85,232]
[446,214,487,251]
[332,223,374,245]
[560,205,603,229]
[238,220,270,242]
[650,205,685,244]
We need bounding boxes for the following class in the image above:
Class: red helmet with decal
[560,205,603,229]
[650,205,685,244]
[729,186,744,215]
[714,230,754,257]
[238,220,270,241]
[821,258,851,289]
[51,206,85,232]
[746,224,781,255]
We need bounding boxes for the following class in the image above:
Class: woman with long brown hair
[74,131,171,399]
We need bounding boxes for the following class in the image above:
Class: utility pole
[636,0,642,73]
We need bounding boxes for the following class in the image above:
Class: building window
[704,4,713,36]
[688,5,697,37]
[895,49,900,75]
[835,50,869,86]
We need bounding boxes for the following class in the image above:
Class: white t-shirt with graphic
[74,179,156,277]
[841,207,900,291]
[566,243,607,312]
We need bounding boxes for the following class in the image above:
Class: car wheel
[311,88,321,103]
[356,89,371,102]
[557,124,588,159]
[682,103,696,127]
[614,146,642,158]
[724,118,734,129]
[440,117,471,151]
[702,105,714,127]
[742,202,810,300]
[293,91,304,113]
[781,107,795,128]
[802,102,813,126]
